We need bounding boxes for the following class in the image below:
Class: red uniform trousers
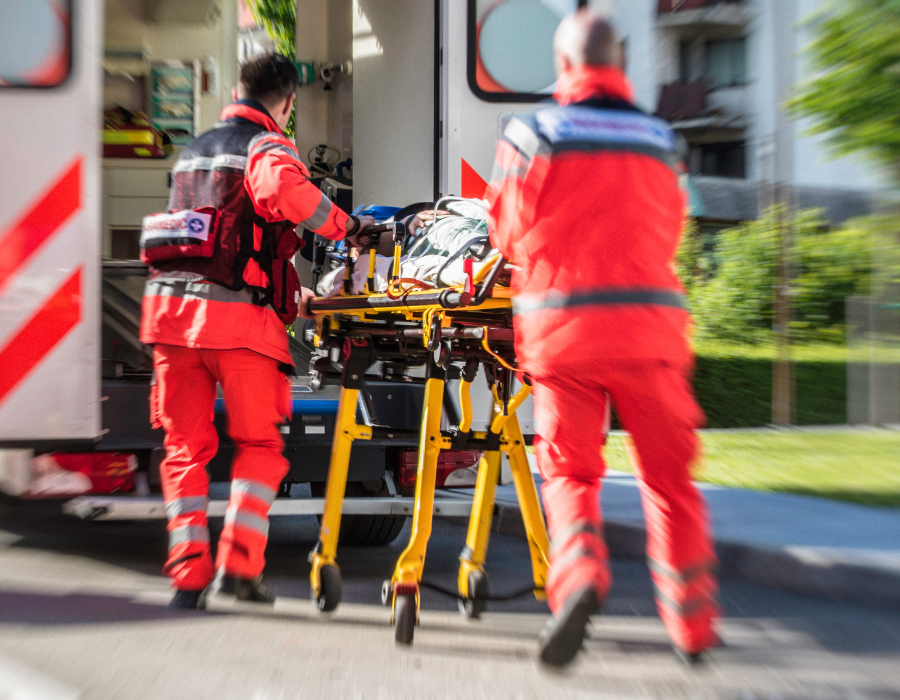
[532,359,719,654]
[152,344,291,590]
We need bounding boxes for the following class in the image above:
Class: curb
[490,502,900,610]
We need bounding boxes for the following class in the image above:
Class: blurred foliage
[603,429,900,507]
[682,208,873,344]
[789,0,900,175]
[690,343,847,427]
[248,0,297,138]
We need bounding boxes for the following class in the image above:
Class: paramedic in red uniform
[485,12,719,667]
[140,54,374,609]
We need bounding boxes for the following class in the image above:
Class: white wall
[104,0,236,132]
[352,0,434,207]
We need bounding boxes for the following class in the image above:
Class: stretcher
[305,218,550,644]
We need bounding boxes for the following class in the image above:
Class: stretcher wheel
[315,565,342,613]
[459,570,489,620]
[381,580,392,606]
[394,593,417,645]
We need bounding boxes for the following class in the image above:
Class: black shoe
[538,587,600,669]
[169,589,206,610]
[674,647,707,667]
[208,569,276,604]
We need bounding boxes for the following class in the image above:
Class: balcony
[656,0,751,31]
[656,80,747,136]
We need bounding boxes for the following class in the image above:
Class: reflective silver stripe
[144,278,258,306]
[653,585,716,617]
[251,140,300,161]
[647,557,717,586]
[550,139,680,168]
[502,116,546,164]
[298,192,334,231]
[551,519,601,555]
[551,545,599,573]
[224,507,270,537]
[231,479,277,505]
[169,524,210,549]
[165,496,210,520]
[172,154,247,174]
[513,288,687,316]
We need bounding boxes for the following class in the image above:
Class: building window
[705,38,747,89]
[696,141,746,178]
[0,0,72,88]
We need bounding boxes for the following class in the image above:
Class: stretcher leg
[390,357,446,644]
[457,448,501,618]
[309,342,372,613]
[504,411,550,598]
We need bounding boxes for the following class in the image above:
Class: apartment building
[611,0,884,227]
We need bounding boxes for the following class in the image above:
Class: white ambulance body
[0,0,590,515]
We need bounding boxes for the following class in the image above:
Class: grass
[597,430,900,508]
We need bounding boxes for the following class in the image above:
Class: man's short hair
[238,53,299,105]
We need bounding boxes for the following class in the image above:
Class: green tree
[689,209,873,343]
[789,0,900,175]
[248,0,297,138]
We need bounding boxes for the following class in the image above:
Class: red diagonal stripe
[0,267,82,406]
[461,158,488,199]
[0,156,82,294]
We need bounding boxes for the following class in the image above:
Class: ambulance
[0,0,584,541]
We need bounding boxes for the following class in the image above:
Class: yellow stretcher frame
[306,280,550,645]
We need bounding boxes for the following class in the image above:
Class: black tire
[394,593,417,645]
[312,482,407,547]
[458,570,489,619]
[315,564,342,613]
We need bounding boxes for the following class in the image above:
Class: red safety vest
[140,101,350,365]
[486,66,691,377]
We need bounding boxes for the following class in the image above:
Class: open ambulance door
[438,0,588,441]
[0,0,104,446]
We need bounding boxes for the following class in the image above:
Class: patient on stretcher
[316,198,507,297]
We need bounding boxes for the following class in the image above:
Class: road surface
[0,497,898,699]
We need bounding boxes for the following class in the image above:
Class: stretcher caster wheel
[459,570,488,620]
[315,565,342,613]
[381,580,392,606]
[394,593,417,645]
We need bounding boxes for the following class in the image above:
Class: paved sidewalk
[486,468,900,608]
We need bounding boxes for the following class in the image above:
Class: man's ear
[231,86,239,101]
[282,93,294,118]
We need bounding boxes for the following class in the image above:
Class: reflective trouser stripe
[224,507,269,537]
[653,585,715,617]
[551,545,598,573]
[513,288,687,315]
[647,557,717,586]
[165,496,210,520]
[231,479,277,506]
[169,525,210,549]
[550,519,602,555]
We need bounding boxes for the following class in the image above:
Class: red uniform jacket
[486,66,691,378]
[140,102,350,364]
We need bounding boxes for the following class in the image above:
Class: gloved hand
[345,214,377,250]
[296,286,317,320]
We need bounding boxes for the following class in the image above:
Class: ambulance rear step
[62,494,474,521]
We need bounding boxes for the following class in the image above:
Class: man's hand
[296,286,316,320]
[345,214,377,250]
